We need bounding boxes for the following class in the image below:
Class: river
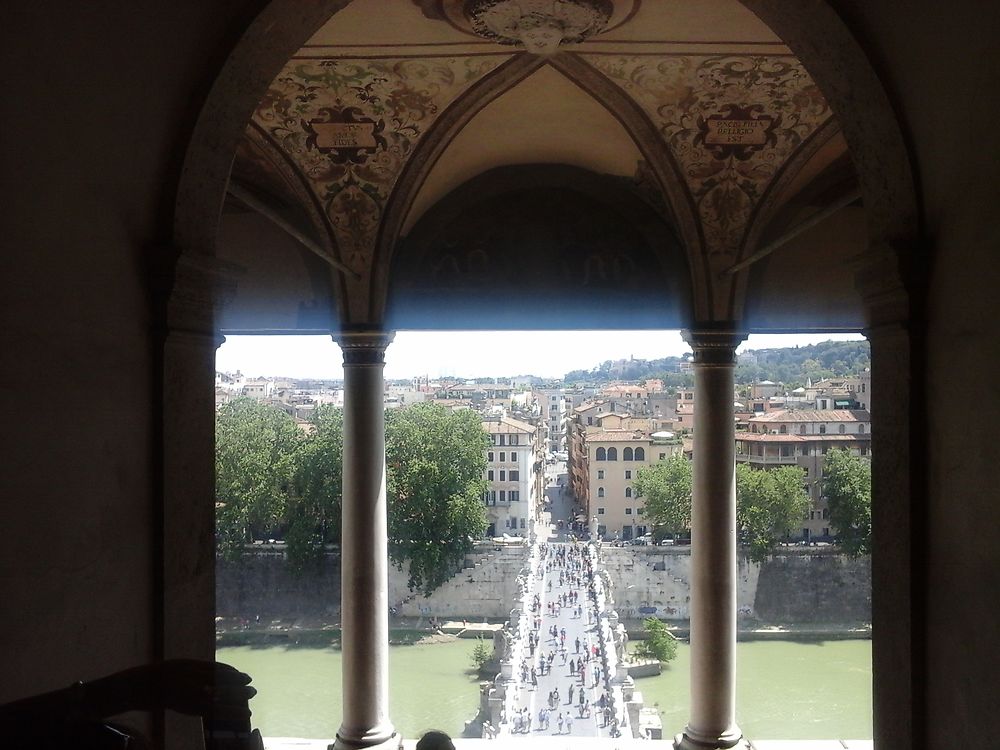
[218,638,871,740]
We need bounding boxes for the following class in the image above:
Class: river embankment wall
[217,545,869,625]
[599,545,871,625]
[216,543,530,621]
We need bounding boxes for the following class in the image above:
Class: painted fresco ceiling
[231,0,854,323]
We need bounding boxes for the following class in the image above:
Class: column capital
[335,329,395,366]
[681,325,748,366]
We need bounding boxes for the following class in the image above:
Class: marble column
[675,328,746,750]
[333,331,399,750]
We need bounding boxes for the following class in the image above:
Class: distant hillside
[562,339,870,388]
[737,340,870,386]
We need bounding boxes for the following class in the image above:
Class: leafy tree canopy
[286,405,344,570]
[636,456,809,560]
[385,403,490,595]
[823,448,872,557]
[633,617,678,663]
[215,398,302,559]
[633,455,692,537]
[736,463,810,562]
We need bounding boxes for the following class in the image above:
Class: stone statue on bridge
[494,627,513,662]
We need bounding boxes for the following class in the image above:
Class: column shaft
[335,332,397,750]
[677,329,745,750]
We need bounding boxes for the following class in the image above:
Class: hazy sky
[216,331,866,381]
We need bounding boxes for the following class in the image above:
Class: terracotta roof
[482,416,536,434]
[750,409,870,423]
[585,428,650,442]
[735,432,870,442]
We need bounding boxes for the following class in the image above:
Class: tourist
[568,684,574,704]
[416,730,455,750]
[575,637,580,653]
[566,713,573,734]
[557,712,564,734]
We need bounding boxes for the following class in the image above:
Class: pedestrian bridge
[476,535,640,740]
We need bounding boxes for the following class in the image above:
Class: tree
[823,448,872,557]
[736,463,810,562]
[633,617,678,663]
[287,405,344,569]
[470,637,493,670]
[632,455,809,561]
[633,455,692,537]
[215,398,301,559]
[385,403,489,595]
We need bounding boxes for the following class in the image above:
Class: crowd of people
[496,540,622,737]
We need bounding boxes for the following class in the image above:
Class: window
[625,507,633,515]
[510,435,518,446]
[499,451,505,462]
[660,452,666,460]
[488,470,494,481]
[598,487,605,498]
[597,469,605,479]
[635,447,645,461]
[623,447,634,461]
[607,447,618,461]
[510,490,519,502]
[822,508,829,520]
[819,425,827,434]
[488,451,494,462]
[587,417,593,425]
[822,445,829,455]
[510,451,517,461]
[625,487,633,498]
[499,434,506,445]
[800,425,807,435]
[596,447,606,461]
[499,470,506,481]
[779,425,787,434]
[597,507,606,515]
[858,424,865,434]
[490,491,497,503]
[520,518,525,528]
[625,470,632,479]
[804,467,810,477]
[499,490,506,502]
[510,470,519,481]
[839,424,846,434]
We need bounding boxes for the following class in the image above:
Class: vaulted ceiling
[223,0,862,331]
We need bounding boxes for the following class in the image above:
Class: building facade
[481,416,542,537]
[735,410,872,540]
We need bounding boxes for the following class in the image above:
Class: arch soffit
[174,0,918,332]
[737,0,919,324]
[370,51,702,323]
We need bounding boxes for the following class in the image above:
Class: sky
[216,331,866,381]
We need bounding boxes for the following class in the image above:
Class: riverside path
[494,536,629,739]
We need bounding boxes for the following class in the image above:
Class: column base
[330,726,401,750]
[673,726,745,750]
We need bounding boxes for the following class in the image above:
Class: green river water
[218,639,871,740]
